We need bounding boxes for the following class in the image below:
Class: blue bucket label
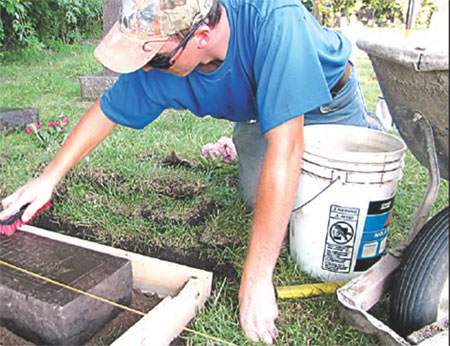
[354,197,395,272]
[322,205,360,273]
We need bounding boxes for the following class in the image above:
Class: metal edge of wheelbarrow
[356,39,449,72]
[337,38,449,345]
[356,39,449,181]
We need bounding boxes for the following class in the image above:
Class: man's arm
[239,115,305,344]
[0,100,116,222]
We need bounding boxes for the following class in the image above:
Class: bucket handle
[292,177,339,213]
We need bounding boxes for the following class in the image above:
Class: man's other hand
[239,277,279,344]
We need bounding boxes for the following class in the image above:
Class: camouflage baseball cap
[95,0,213,73]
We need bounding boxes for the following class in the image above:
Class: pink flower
[48,122,60,130]
[217,136,237,163]
[201,137,237,164]
[27,122,42,134]
[59,117,69,127]
[201,143,221,159]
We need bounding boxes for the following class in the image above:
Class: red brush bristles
[0,202,52,236]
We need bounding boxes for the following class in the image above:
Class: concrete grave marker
[0,230,132,345]
[80,0,121,100]
[0,108,39,132]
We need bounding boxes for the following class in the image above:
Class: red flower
[59,117,69,127]
[26,126,33,134]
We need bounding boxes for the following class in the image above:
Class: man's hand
[239,276,279,344]
[0,176,55,223]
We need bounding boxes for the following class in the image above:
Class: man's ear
[195,25,211,49]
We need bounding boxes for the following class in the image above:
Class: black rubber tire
[390,206,449,337]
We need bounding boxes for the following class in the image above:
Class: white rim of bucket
[301,160,404,184]
[303,125,407,165]
[302,154,405,173]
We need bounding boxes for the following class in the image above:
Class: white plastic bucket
[289,125,407,282]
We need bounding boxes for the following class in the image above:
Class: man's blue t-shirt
[100,0,352,133]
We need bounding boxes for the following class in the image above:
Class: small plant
[415,0,436,28]
[200,136,237,175]
[0,0,102,55]
[26,116,69,150]
[359,0,404,25]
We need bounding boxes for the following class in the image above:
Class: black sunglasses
[145,19,206,70]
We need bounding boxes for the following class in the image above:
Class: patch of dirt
[0,182,7,198]
[71,167,126,192]
[184,198,219,225]
[107,200,135,218]
[160,151,193,169]
[140,150,155,163]
[0,327,34,346]
[136,177,205,200]
[53,181,69,203]
[140,198,219,226]
[84,289,162,345]
[33,213,98,239]
[0,76,17,83]
[64,166,204,200]
[53,175,208,222]
[31,213,239,283]
[0,289,186,345]
[0,154,10,170]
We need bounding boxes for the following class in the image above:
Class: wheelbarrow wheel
[389,206,449,337]
[390,207,449,337]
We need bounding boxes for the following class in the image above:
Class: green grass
[1,42,448,346]
[355,57,383,114]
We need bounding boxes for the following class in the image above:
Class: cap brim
[94,22,167,74]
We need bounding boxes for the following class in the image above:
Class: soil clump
[161,151,193,169]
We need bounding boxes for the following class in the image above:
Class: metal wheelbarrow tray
[337,38,449,345]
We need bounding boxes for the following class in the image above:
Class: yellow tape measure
[0,259,237,346]
[276,281,347,299]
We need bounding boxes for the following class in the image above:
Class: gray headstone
[0,231,133,345]
[79,72,119,100]
[0,108,39,132]
[80,0,120,99]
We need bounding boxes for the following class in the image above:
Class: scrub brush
[0,202,51,236]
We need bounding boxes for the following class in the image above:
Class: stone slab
[0,108,39,132]
[80,0,121,100]
[0,230,132,345]
[79,72,118,100]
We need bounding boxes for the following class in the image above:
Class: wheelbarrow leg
[403,113,441,246]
